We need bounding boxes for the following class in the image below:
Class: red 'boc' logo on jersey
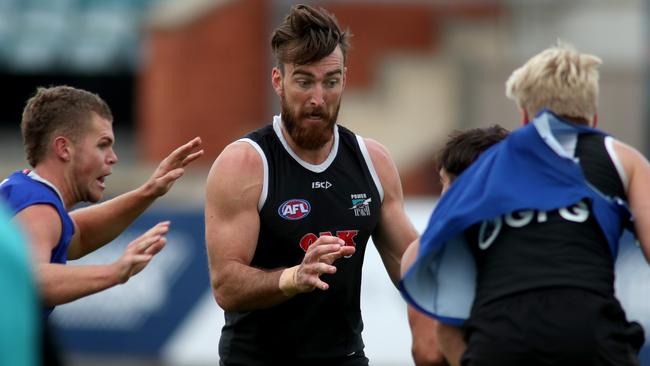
[278,199,311,220]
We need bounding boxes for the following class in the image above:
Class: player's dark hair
[438,125,509,178]
[271,4,351,71]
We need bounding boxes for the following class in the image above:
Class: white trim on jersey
[272,115,339,173]
[237,138,269,212]
[536,115,629,196]
[604,136,629,192]
[557,133,578,158]
[534,116,579,162]
[356,135,385,203]
[28,170,65,204]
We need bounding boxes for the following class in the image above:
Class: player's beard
[281,96,340,150]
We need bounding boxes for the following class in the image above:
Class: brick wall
[137,0,269,164]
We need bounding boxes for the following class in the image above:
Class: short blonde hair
[505,42,601,122]
[22,86,112,167]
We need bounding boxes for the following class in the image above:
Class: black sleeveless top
[218,117,382,364]
[467,134,627,308]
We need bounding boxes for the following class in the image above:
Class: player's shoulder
[217,140,264,168]
[356,137,403,197]
[206,140,264,189]
[610,138,647,165]
[211,122,276,171]
[606,138,650,187]
[15,202,63,238]
[1,171,61,209]
[1,170,28,187]
[359,137,394,167]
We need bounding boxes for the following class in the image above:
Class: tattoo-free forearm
[211,261,293,312]
[69,186,156,258]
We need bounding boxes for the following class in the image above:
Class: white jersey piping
[237,138,269,212]
[28,170,65,204]
[356,135,384,203]
[604,136,629,192]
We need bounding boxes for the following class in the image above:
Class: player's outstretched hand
[113,221,170,284]
[279,235,356,296]
[145,137,204,197]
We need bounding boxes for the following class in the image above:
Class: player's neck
[32,164,76,210]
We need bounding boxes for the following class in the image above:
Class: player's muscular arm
[205,142,351,312]
[364,138,418,286]
[615,140,650,263]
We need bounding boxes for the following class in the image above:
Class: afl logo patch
[278,199,311,220]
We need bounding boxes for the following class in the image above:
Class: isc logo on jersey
[278,199,311,220]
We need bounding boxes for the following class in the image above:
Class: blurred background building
[0,0,648,365]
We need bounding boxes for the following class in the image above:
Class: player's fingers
[132,221,168,249]
[308,277,329,291]
[132,235,161,252]
[159,168,184,183]
[130,254,153,264]
[296,270,329,291]
[338,245,356,257]
[144,237,167,255]
[306,236,344,259]
[320,252,338,265]
[315,262,337,275]
[312,235,345,247]
[302,262,337,276]
[305,243,342,262]
[141,221,170,236]
[320,244,356,264]
[167,137,203,164]
[182,150,205,167]
[127,222,168,251]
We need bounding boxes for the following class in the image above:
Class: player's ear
[272,67,284,97]
[521,109,530,125]
[53,136,73,162]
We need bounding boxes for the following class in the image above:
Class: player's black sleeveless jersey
[218,117,382,364]
[467,134,627,308]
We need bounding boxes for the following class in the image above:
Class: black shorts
[219,350,368,366]
[461,288,645,366]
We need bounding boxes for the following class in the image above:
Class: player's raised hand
[145,137,204,197]
[113,221,170,284]
[279,235,356,296]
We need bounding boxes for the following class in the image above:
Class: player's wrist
[279,266,300,297]
[108,261,129,285]
[137,179,162,201]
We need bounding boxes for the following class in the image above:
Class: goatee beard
[281,97,340,150]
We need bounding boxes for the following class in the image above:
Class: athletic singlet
[0,170,75,317]
[467,134,627,308]
[0,170,74,266]
[218,116,383,364]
